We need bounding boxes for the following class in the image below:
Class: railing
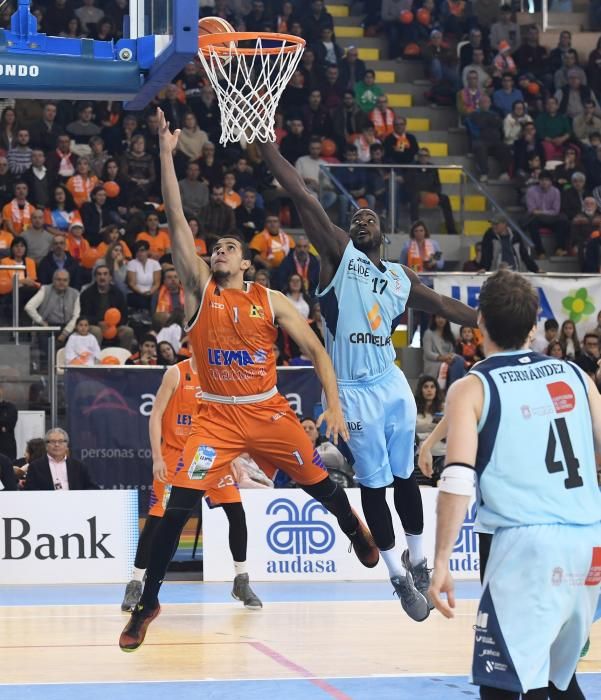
[0,325,61,427]
[319,162,531,259]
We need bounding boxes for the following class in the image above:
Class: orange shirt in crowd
[194,237,207,256]
[43,208,83,231]
[136,230,171,259]
[224,190,242,209]
[249,229,295,268]
[66,174,100,208]
[0,229,13,251]
[2,200,33,234]
[96,240,132,260]
[0,256,37,294]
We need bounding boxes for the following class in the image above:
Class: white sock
[234,560,247,576]
[380,544,406,578]
[131,566,146,582]
[405,534,425,566]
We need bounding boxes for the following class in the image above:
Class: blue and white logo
[265,498,336,574]
[450,502,480,573]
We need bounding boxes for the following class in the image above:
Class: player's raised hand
[316,405,350,445]
[429,564,456,619]
[153,456,168,483]
[418,441,434,478]
[156,108,180,152]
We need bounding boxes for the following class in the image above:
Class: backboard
[0,0,198,108]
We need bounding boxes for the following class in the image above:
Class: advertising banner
[65,367,321,510]
[203,488,479,581]
[0,490,138,584]
[432,273,601,336]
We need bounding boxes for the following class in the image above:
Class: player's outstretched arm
[430,377,479,619]
[270,290,349,445]
[258,141,348,269]
[149,365,179,483]
[402,265,478,326]
[157,108,211,319]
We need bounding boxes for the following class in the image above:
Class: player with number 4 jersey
[431,270,601,698]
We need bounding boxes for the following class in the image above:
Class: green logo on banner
[562,288,595,324]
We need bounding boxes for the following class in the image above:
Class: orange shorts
[148,444,241,517]
[176,393,327,492]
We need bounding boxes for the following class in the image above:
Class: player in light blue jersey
[259,141,475,621]
[431,270,601,699]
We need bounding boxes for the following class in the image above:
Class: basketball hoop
[198,31,305,144]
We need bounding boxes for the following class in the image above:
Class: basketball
[321,138,337,157]
[527,81,541,95]
[198,16,236,50]
[400,10,414,23]
[102,324,118,340]
[420,192,440,207]
[416,8,431,25]
[104,307,121,326]
[104,181,120,198]
[404,43,421,57]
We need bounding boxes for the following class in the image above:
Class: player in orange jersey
[119,110,378,651]
[120,355,262,613]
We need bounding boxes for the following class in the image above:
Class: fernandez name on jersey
[498,362,565,384]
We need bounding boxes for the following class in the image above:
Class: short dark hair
[544,318,559,332]
[214,234,252,261]
[478,270,538,349]
[140,334,157,347]
[583,332,600,344]
[76,316,90,325]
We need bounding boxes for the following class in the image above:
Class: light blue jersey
[317,241,415,487]
[468,351,601,694]
[318,240,411,382]
[472,350,601,532]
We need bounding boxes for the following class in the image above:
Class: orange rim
[198,31,305,56]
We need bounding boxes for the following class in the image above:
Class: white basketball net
[198,36,304,144]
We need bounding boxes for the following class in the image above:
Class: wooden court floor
[0,582,600,699]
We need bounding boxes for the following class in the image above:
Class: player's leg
[121,515,161,612]
[121,449,180,612]
[246,397,379,567]
[205,479,262,609]
[119,484,203,651]
[384,370,432,609]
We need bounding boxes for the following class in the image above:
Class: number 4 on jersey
[545,417,584,490]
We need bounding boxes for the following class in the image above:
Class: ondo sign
[203,488,480,581]
[0,491,138,584]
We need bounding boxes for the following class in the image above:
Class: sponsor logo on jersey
[207,348,268,366]
[546,381,575,414]
[347,257,370,277]
[265,498,336,574]
[367,303,382,331]
[210,301,225,309]
[349,332,391,346]
[585,547,601,586]
[249,304,265,319]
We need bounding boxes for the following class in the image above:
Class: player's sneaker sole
[119,604,161,652]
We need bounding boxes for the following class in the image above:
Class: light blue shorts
[335,364,417,488]
[472,522,601,693]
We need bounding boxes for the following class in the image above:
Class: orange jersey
[187,279,277,397]
[161,358,201,450]
[136,230,171,259]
